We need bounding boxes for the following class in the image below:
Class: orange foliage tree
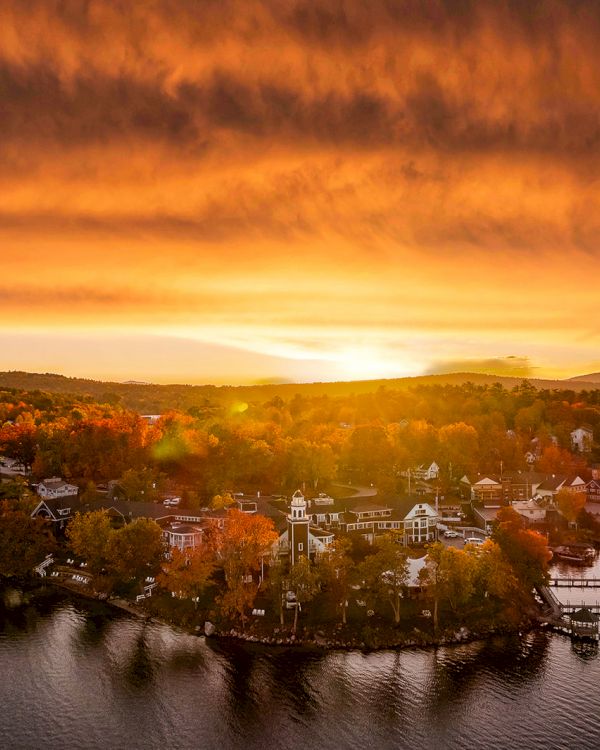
[556,489,586,526]
[158,545,215,604]
[492,506,551,592]
[216,509,278,628]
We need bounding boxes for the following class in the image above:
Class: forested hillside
[1,380,599,504]
[0,370,598,415]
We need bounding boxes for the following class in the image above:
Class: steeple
[289,489,306,520]
[287,489,309,565]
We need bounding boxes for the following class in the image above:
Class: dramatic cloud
[1,1,600,381]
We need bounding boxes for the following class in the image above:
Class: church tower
[287,490,310,565]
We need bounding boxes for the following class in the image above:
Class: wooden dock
[550,578,600,588]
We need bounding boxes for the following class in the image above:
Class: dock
[550,577,600,588]
[536,584,600,641]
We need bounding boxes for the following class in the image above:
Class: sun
[331,346,418,382]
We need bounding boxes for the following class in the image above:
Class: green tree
[420,542,476,630]
[0,502,56,578]
[357,535,408,624]
[317,538,355,625]
[288,554,321,634]
[106,518,165,587]
[266,555,288,626]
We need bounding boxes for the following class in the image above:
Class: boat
[553,545,595,565]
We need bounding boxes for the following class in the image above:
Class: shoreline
[29,578,536,652]
[208,619,536,652]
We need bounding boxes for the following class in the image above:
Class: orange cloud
[1,1,600,381]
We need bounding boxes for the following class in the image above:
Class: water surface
[1,587,599,750]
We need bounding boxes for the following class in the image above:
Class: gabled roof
[537,476,567,492]
[403,502,438,520]
[474,476,502,486]
[570,607,599,623]
[31,498,75,521]
[39,477,77,490]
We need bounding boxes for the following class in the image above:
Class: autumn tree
[473,540,519,609]
[536,445,585,475]
[357,535,408,624]
[210,492,235,510]
[217,509,278,628]
[492,506,551,592]
[66,510,114,576]
[0,422,37,471]
[0,502,56,578]
[556,489,586,527]
[158,545,215,604]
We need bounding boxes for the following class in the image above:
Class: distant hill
[567,372,600,383]
[0,369,599,413]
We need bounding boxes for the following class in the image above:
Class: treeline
[0,381,599,500]
[1,370,599,415]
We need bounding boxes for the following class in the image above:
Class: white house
[511,499,546,525]
[411,462,440,481]
[571,426,593,453]
[402,502,439,545]
[37,477,78,499]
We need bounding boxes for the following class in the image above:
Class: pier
[537,585,600,641]
[550,577,600,588]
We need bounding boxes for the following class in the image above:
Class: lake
[1,585,600,750]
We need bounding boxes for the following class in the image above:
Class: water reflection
[124,627,157,689]
[571,639,599,662]
[2,587,600,750]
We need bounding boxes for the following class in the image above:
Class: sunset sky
[2,0,600,384]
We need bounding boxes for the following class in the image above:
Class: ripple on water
[2,592,600,749]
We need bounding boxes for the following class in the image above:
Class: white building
[163,522,204,551]
[571,426,593,453]
[37,477,78,499]
[511,499,546,524]
[403,502,439,545]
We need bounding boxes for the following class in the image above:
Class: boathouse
[568,607,600,640]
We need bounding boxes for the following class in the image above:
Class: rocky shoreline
[209,620,535,651]
[12,579,536,652]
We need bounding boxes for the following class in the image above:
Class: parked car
[444,530,460,538]
[463,537,484,546]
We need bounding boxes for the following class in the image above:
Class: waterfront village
[3,381,600,648]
